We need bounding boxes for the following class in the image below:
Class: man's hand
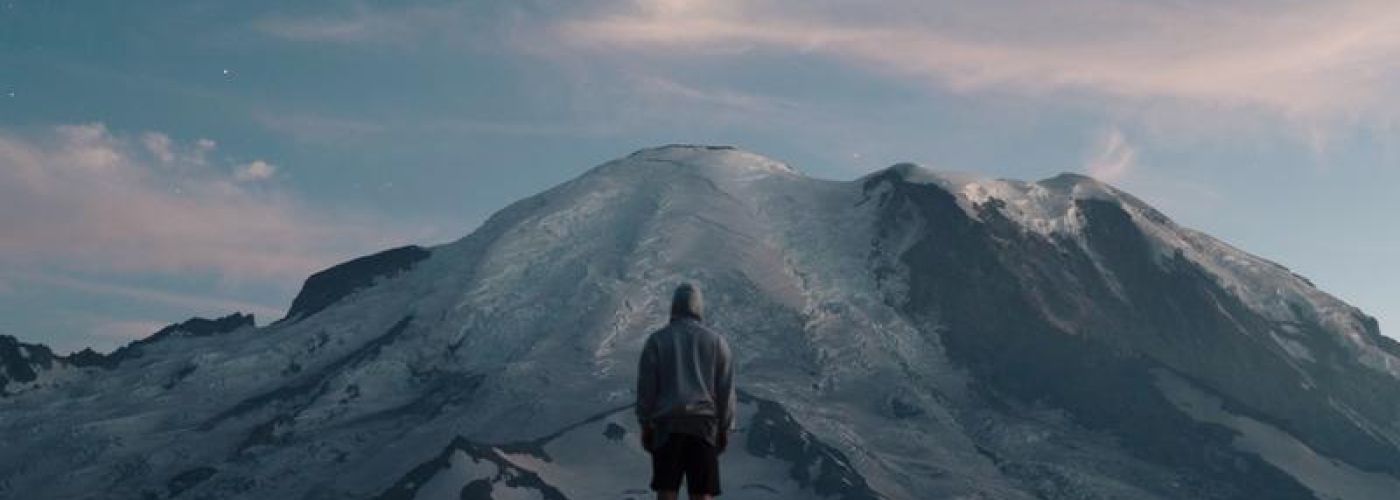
[641,425,655,453]
[716,430,729,454]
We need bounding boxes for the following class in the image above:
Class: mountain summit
[2,145,1397,499]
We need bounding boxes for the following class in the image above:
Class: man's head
[670,282,704,321]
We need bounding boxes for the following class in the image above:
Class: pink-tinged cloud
[0,123,431,280]
[10,271,286,320]
[557,0,1400,122]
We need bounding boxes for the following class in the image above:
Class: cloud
[253,110,388,143]
[0,123,423,280]
[141,132,175,164]
[253,107,613,142]
[252,2,506,49]
[254,4,429,44]
[1085,127,1136,183]
[10,271,285,320]
[1079,126,1226,225]
[193,138,217,164]
[234,160,277,182]
[631,75,799,118]
[557,0,1400,123]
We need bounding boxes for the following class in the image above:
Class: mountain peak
[627,143,738,156]
[619,144,800,177]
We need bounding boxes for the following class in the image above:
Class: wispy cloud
[1079,126,1225,217]
[0,123,424,279]
[254,4,456,45]
[252,2,515,50]
[254,108,612,142]
[10,271,285,319]
[558,0,1400,123]
[1085,127,1137,183]
[253,110,388,144]
[631,75,799,118]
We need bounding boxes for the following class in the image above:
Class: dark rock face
[376,437,569,500]
[1071,199,1400,477]
[862,170,1400,498]
[743,393,884,500]
[64,347,112,369]
[146,313,256,343]
[281,245,431,323]
[0,335,56,394]
[65,313,256,370]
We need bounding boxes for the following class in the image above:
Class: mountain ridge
[1,145,1396,499]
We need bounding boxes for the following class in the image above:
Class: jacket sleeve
[715,336,736,432]
[636,336,657,427]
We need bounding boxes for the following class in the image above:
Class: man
[636,282,736,500]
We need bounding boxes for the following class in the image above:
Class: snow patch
[1156,370,1400,500]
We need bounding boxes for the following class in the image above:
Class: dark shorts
[650,433,721,495]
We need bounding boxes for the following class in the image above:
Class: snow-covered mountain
[3,145,1398,500]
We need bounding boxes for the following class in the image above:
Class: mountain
[2,145,1397,500]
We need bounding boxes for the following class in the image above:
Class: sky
[1,0,1397,353]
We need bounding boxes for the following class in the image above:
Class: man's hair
[669,282,704,321]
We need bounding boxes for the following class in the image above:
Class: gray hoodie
[635,283,736,448]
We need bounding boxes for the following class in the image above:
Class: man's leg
[652,434,685,500]
[684,434,721,499]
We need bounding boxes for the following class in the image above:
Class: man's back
[636,283,735,499]
[636,316,734,434]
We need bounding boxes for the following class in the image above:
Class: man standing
[636,282,736,500]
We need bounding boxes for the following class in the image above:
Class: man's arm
[714,336,736,439]
[636,336,658,433]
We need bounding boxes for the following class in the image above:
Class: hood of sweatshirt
[669,282,704,321]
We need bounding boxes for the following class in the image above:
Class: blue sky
[1,0,1397,352]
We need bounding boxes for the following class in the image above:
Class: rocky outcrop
[280,246,431,323]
